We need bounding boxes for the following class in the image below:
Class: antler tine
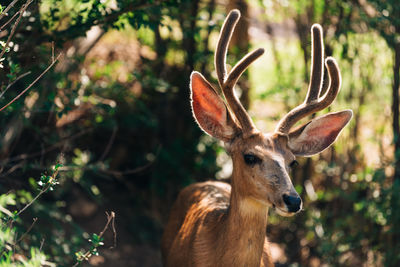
[214,9,263,135]
[225,48,265,89]
[320,57,341,106]
[215,9,240,88]
[305,24,324,103]
[275,25,342,134]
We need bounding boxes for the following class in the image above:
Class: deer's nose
[282,194,302,213]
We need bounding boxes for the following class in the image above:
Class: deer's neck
[219,173,270,266]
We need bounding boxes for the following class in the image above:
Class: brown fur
[161,181,273,267]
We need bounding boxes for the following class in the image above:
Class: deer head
[190,10,352,216]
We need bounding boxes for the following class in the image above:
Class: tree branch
[0,53,62,112]
[0,0,33,60]
[0,0,20,21]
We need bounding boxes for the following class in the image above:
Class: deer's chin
[274,206,296,217]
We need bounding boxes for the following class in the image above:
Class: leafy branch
[73,211,116,266]
[4,163,63,228]
[0,163,62,259]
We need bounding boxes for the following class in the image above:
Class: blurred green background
[0,0,399,266]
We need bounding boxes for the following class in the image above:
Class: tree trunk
[390,41,400,267]
[294,15,309,82]
[393,43,400,180]
[200,0,216,77]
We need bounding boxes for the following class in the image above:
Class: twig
[0,9,20,31]
[0,160,154,179]
[39,238,45,251]
[15,217,37,243]
[99,126,118,162]
[0,53,62,112]
[99,212,116,239]
[109,211,117,248]
[72,212,116,267]
[0,71,31,99]
[51,41,54,62]
[57,162,153,176]
[0,160,24,177]
[0,129,91,165]
[102,144,161,176]
[13,168,59,219]
[0,0,33,60]
[104,161,152,176]
[13,191,44,218]
[0,0,20,21]
[0,205,13,217]
[0,142,159,178]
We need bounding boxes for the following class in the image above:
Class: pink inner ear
[306,115,347,152]
[320,126,341,149]
[193,89,223,122]
[191,73,227,135]
[191,73,224,120]
[289,110,352,157]
[307,116,344,143]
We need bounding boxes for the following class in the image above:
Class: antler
[275,24,341,134]
[215,9,264,136]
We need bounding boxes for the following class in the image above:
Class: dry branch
[0,53,62,112]
[0,0,20,21]
[0,0,33,60]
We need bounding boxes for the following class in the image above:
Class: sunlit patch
[239,198,267,215]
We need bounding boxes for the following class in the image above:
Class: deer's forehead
[230,134,274,152]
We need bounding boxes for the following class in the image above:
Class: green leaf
[54,163,63,171]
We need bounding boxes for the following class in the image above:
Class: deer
[161,9,352,267]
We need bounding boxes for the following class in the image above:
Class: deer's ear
[288,110,352,157]
[190,72,239,141]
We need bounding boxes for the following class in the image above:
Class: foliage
[1,0,218,265]
[0,164,62,266]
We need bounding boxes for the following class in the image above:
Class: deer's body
[162,181,273,267]
[162,9,352,267]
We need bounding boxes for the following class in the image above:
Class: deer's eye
[290,160,299,168]
[243,154,261,165]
